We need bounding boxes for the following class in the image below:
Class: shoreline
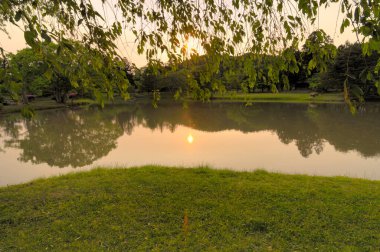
[0,92,349,115]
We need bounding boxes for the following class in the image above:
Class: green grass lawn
[1,166,380,250]
[0,98,68,114]
[1,92,345,115]
[214,92,344,103]
[0,97,128,114]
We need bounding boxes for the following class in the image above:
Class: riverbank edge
[212,92,345,103]
[1,165,380,250]
[0,98,128,115]
[0,92,347,115]
[1,165,375,190]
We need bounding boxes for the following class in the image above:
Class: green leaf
[70,79,79,88]
[41,30,51,43]
[354,7,360,23]
[24,30,36,47]
[308,59,316,70]
[340,19,350,33]
[369,39,380,51]
[15,10,23,22]
[62,40,75,52]
[351,84,364,102]
[43,69,53,80]
[362,43,369,56]
[375,80,380,95]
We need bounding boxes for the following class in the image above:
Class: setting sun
[187,134,194,144]
[181,37,201,57]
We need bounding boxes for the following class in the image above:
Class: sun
[182,37,200,57]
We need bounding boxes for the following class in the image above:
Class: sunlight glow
[185,41,196,54]
[182,37,200,58]
[187,134,194,144]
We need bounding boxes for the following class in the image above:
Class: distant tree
[140,64,161,93]
[302,30,337,77]
[320,42,379,99]
[281,50,313,90]
[0,49,9,104]
[132,67,143,92]
[7,48,50,104]
[121,58,137,90]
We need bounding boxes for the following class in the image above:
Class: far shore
[0,92,349,115]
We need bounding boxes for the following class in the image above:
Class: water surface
[1,101,380,186]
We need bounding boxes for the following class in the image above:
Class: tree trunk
[55,90,61,104]
[22,84,28,104]
[61,93,67,104]
[55,90,68,104]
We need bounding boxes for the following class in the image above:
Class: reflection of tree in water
[3,109,123,167]
[1,102,379,167]
[311,104,380,158]
[114,101,380,158]
[0,115,24,139]
[0,115,24,153]
[114,102,325,157]
[115,103,182,135]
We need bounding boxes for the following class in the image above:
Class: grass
[1,92,345,115]
[213,92,344,103]
[1,166,380,251]
[0,97,131,114]
[0,98,69,114]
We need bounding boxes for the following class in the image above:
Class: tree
[301,30,337,88]
[121,58,137,90]
[320,42,380,99]
[43,42,130,104]
[7,48,50,104]
[140,64,162,93]
[0,49,9,104]
[0,0,379,104]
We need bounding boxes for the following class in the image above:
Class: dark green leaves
[41,30,51,43]
[354,7,360,23]
[340,19,350,33]
[24,30,37,48]
[15,10,23,22]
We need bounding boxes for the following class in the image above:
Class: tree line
[1,0,379,110]
[131,32,380,101]
[1,32,379,108]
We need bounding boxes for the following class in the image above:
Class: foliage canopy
[0,0,380,105]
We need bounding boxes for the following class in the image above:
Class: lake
[1,101,380,186]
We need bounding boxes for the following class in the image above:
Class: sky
[0,2,357,68]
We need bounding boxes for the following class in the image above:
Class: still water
[1,101,380,186]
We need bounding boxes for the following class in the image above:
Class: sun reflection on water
[187,134,194,144]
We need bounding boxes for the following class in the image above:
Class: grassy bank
[213,92,344,103]
[1,92,345,114]
[0,97,129,114]
[0,98,69,114]
[1,166,380,250]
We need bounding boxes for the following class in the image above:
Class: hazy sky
[0,2,357,68]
